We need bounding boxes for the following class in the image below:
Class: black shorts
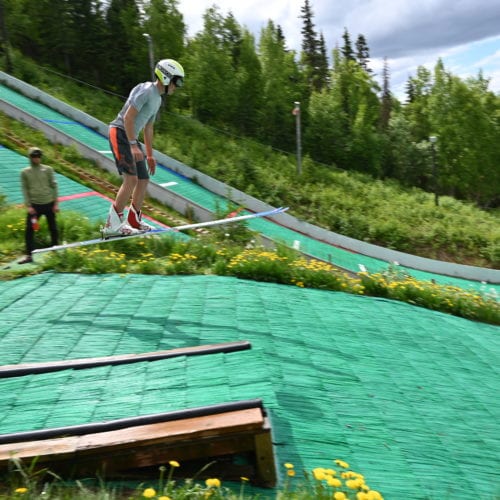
[108,126,149,180]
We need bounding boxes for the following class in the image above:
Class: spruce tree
[316,32,329,89]
[105,0,146,93]
[300,0,317,67]
[380,57,391,129]
[300,0,328,90]
[341,27,355,61]
[355,34,371,72]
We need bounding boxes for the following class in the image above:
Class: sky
[176,0,500,100]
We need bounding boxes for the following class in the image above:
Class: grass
[0,458,384,499]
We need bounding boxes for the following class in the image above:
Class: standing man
[104,58,185,236]
[20,147,59,263]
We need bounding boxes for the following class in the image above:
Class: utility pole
[143,33,155,82]
[293,101,302,176]
[429,136,439,206]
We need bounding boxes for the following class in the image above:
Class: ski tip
[273,206,289,214]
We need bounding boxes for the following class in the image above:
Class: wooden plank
[0,408,263,463]
[254,417,277,487]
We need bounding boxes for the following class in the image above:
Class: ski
[32,206,288,254]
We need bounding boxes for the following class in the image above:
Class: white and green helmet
[155,59,184,87]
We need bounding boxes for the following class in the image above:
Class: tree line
[1,0,499,207]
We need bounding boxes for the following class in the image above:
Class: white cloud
[177,0,500,98]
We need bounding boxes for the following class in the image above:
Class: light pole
[293,101,302,176]
[429,135,439,206]
[143,33,155,82]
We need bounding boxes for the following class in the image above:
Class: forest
[0,0,499,209]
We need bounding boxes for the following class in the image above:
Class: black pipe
[0,399,264,445]
[0,341,251,378]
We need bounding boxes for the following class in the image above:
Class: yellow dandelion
[14,487,28,494]
[367,491,383,500]
[205,478,221,488]
[142,487,156,498]
[169,460,180,467]
[346,478,363,489]
[313,467,327,481]
[327,477,342,488]
[334,492,347,500]
[159,497,172,500]
[241,477,249,482]
[287,469,296,477]
[335,459,350,469]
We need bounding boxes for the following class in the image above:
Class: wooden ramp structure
[0,400,276,486]
[0,341,277,486]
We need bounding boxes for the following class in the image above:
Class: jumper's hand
[147,155,157,175]
[131,144,144,162]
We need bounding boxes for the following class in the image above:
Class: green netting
[0,85,66,122]
[0,274,498,499]
[57,194,108,223]
[0,350,269,432]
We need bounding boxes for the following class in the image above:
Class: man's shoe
[128,205,154,232]
[102,221,140,238]
[103,204,140,237]
[19,255,33,264]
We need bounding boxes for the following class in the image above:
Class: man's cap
[28,147,42,156]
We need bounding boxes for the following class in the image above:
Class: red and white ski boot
[102,205,140,238]
[127,205,154,232]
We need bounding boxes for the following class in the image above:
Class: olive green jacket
[21,163,58,206]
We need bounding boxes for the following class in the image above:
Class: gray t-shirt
[110,82,162,136]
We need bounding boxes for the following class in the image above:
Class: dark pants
[25,202,59,255]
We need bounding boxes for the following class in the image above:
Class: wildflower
[346,478,364,489]
[241,477,249,482]
[14,488,28,494]
[335,459,349,469]
[313,467,327,481]
[142,487,156,498]
[169,460,180,467]
[205,478,221,488]
[287,469,296,477]
[284,463,294,469]
[159,497,172,500]
[334,492,347,500]
[327,477,342,488]
[367,491,384,500]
